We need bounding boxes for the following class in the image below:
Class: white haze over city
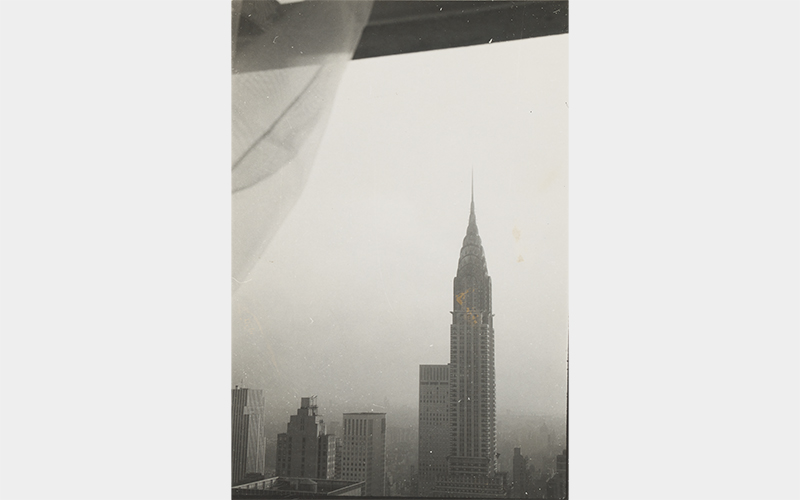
[233,34,568,426]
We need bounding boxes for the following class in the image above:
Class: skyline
[232,34,568,421]
[3,2,797,498]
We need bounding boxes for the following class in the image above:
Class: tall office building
[418,364,450,496]
[340,412,386,496]
[448,186,496,476]
[232,387,267,485]
[420,187,504,497]
[275,396,337,479]
[512,447,532,498]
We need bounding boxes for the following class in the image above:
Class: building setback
[418,364,450,496]
[232,387,268,485]
[340,412,386,496]
[275,396,336,480]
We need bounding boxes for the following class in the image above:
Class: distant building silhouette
[418,185,505,497]
[340,412,386,496]
[275,396,337,479]
[545,448,567,499]
[512,446,543,498]
[232,387,268,485]
[512,447,528,498]
[418,364,450,495]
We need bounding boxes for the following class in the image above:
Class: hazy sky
[233,34,568,422]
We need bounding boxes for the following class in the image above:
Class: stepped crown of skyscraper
[457,180,488,276]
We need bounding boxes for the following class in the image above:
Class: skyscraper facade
[418,364,450,496]
[340,412,386,496]
[448,189,496,477]
[419,189,505,498]
[232,387,267,485]
[275,396,337,479]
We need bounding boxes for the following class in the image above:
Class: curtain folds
[232,1,374,290]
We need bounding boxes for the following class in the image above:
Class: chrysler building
[419,184,504,497]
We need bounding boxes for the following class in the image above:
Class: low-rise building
[232,476,365,498]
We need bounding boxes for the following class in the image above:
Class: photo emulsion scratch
[231,1,568,498]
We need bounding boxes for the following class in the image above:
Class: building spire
[469,170,476,226]
[471,169,475,212]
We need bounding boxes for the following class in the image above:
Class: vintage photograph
[232,1,568,497]
[3,2,798,500]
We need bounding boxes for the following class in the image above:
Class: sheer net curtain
[232,0,373,290]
